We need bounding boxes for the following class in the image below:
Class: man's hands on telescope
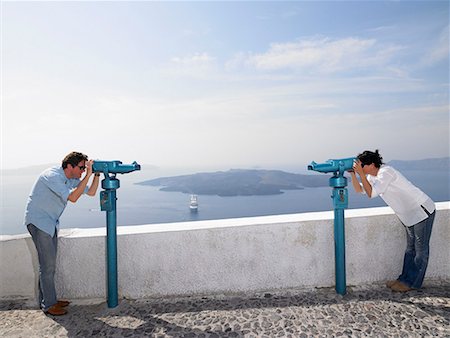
[349,160,374,197]
[352,160,365,176]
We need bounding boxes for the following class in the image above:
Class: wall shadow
[2,282,448,337]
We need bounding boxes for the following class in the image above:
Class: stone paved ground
[1,280,449,337]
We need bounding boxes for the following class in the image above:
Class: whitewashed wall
[1,202,449,300]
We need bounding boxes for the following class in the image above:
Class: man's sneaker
[390,281,413,292]
[45,305,67,316]
[56,299,70,307]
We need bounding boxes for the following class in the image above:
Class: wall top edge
[2,201,449,241]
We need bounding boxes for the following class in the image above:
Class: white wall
[1,202,449,300]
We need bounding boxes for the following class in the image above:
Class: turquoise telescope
[307,157,355,175]
[307,157,356,295]
[93,160,141,308]
[93,160,141,175]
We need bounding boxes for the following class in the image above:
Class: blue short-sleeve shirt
[24,166,84,237]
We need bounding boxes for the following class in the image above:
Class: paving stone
[0,280,449,337]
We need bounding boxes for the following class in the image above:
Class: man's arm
[87,174,100,196]
[353,160,373,198]
[68,160,94,202]
[349,171,363,193]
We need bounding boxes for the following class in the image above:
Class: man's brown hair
[62,151,88,169]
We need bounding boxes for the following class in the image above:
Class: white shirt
[367,165,435,226]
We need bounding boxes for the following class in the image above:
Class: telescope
[92,160,141,175]
[92,160,141,308]
[307,156,356,296]
[307,157,355,175]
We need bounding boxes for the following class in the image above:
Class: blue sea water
[1,169,448,236]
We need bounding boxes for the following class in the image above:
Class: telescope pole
[106,189,118,308]
[330,176,348,296]
[101,176,120,308]
[334,205,346,295]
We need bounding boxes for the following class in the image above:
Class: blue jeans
[398,210,435,289]
[27,223,58,311]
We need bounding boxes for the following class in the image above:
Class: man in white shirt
[350,150,435,292]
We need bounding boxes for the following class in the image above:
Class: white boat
[189,194,198,212]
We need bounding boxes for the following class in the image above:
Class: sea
[1,167,449,236]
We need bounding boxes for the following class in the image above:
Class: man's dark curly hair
[62,151,88,169]
[357,149,384,168]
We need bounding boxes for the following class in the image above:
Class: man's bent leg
[410,211,435,289]
[398,224,416,285]
[27,224,58,311]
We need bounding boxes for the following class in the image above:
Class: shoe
[390,281,413,292]
[45,305,67,316]
[386,280,399,288]
[56,299,71,307]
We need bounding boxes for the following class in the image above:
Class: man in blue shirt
[25,151,100,315]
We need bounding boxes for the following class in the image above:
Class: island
[136,169,330,197]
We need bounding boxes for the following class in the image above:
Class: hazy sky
[2,1,449,171]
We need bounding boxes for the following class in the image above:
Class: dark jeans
[27,223,58,311]
[398,210,435,289]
